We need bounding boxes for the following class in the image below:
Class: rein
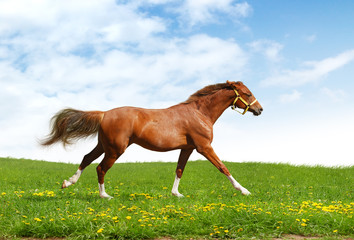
[231,88,258,115]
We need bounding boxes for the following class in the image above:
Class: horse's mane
[182,83,231,104]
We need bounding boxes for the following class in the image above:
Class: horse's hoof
[62,180,68,189]
[172,192,184,198]
[100,193,113,200]
[241,189,251,196]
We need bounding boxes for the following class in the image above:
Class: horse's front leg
[172,149,194,197]
[196,144,251,195]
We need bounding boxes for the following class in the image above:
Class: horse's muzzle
[252,107,263,116]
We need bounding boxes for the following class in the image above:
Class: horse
[41,80,263,199]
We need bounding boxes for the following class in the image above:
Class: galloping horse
[42,81,263,199]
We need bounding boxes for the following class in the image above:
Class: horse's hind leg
[62,142,104,189]
[96,153,120,199]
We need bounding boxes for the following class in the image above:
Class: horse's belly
[133,125,190,152]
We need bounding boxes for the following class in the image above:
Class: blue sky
[0,0,353,166]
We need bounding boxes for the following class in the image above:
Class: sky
[0,0,353,167]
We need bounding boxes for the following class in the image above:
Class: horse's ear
[235,81,243,86]
[226,80,233,85]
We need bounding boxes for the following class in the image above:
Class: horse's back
[100,106,192,151]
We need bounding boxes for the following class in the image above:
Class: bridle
[231,88,258,115]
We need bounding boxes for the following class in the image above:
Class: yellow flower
[1,192,6,196]
[34,218,42,222]
[97,228,104,233]
[224,230,229,233]
[237,228,243,232]
[301,223,307,227]
[126,216,132,220]
[333,230,338,233]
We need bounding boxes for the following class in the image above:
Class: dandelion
[126,216,132,220]
[97,228,104,233]
[237,228,243,232]
[333,230,338,233]
[224,230,229,233]
[34,218,42,222]
[1,192,6,196]
[301,223,307,227]
[112,216,119,223]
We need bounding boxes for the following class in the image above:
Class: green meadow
[0,157,353,239]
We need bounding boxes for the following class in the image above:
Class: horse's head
[227,81,263,116]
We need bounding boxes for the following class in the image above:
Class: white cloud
[248,39,283,61]
[320,87,347,102]
[176,0,252,27]
[279,90,302,103]
[304,34,317,43]
[0,0,167,56]
[262,49,354,87]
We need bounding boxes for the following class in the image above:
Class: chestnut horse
[42,81,263,198]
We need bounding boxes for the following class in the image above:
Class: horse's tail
[41,108,105,147]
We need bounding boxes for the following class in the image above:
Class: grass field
[0,157,353,239]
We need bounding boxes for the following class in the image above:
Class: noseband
[231,88,258,115]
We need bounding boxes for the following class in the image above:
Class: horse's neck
[196,89,234,124]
